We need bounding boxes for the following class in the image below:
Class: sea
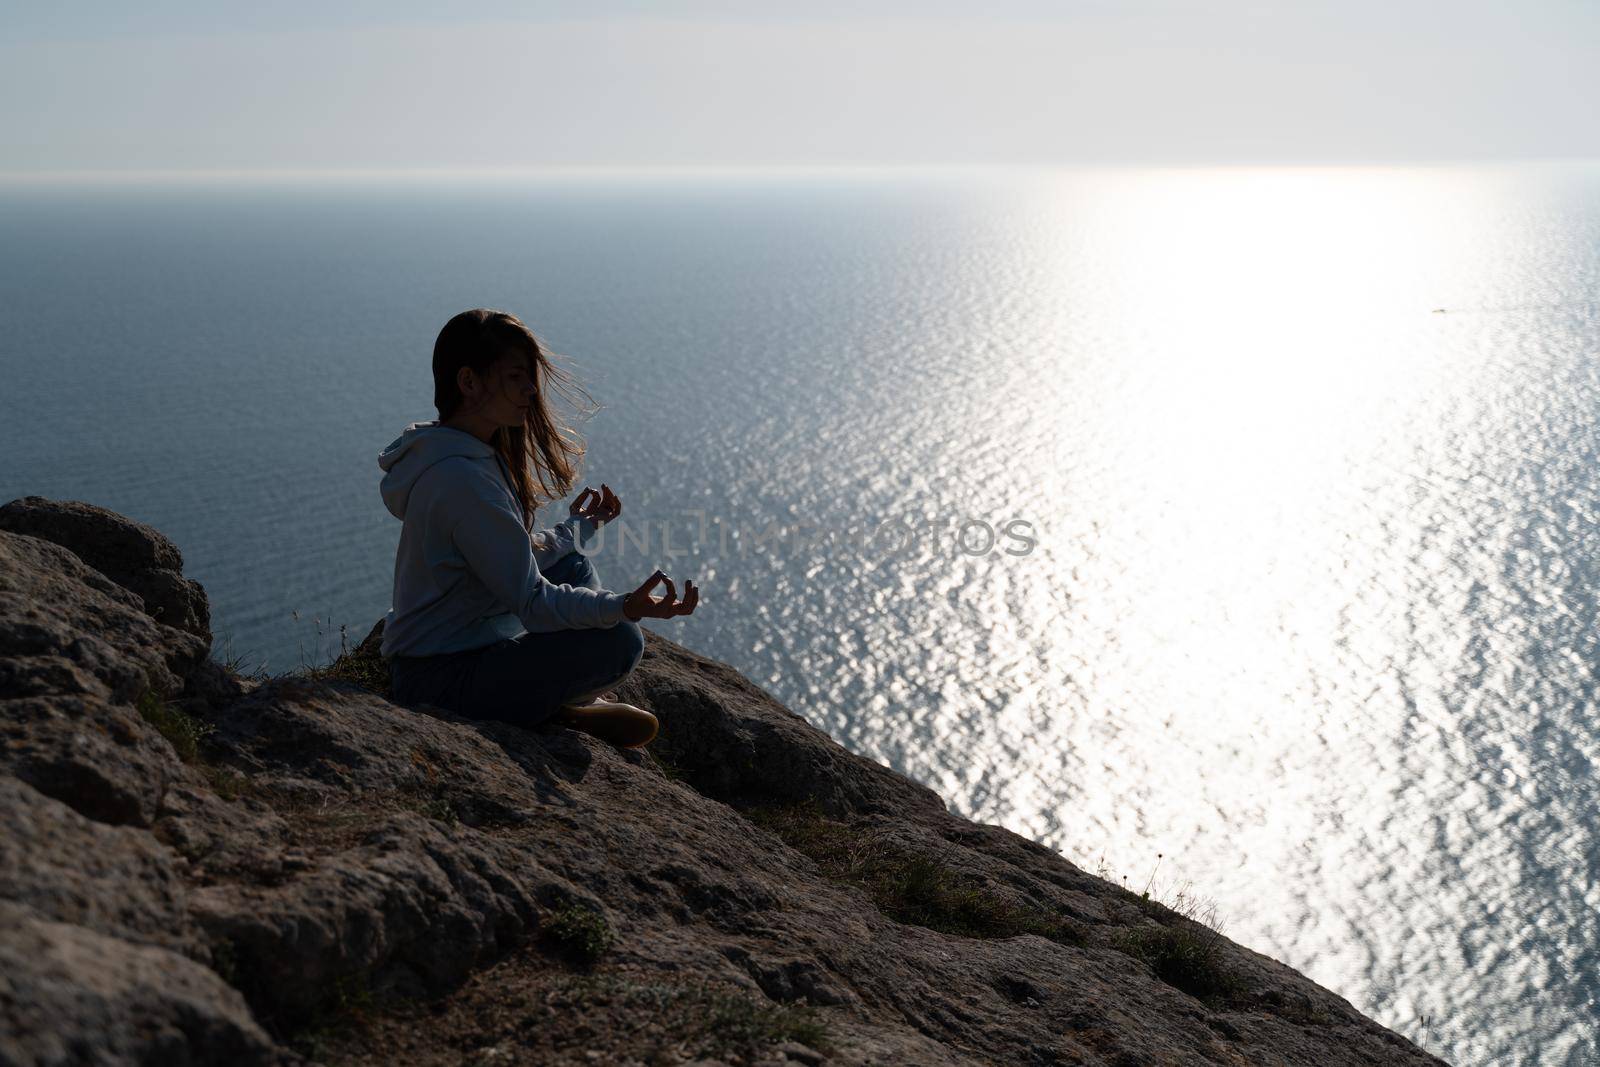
[2,164,1597,1065]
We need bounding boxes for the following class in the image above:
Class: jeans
[388,551,645,728]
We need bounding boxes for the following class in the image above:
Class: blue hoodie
[377,422,628,658]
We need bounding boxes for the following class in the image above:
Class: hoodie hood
[378,422,498,519]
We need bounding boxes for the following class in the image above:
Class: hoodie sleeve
[445,477,628,632]
[530,513,601,572]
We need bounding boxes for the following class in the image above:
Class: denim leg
[558,620,646,705]
[398,552,640,727]
[456,617,645,727]
[389,652,476,711]
[540,550,602,591]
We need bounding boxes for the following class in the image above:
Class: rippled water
[3,165,1598,1064]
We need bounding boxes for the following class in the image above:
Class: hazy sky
[3,1,1597,173]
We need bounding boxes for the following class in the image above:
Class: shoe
[557,698,659,749]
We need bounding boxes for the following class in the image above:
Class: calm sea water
[3,166,1597,1064]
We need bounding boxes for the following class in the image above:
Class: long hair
[431,308,597,530]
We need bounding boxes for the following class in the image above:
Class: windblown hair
[431,308,597,530]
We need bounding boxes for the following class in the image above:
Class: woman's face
[460,350,537,427]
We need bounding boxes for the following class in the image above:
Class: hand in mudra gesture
[570,483,622,525]
[624,569,699,622]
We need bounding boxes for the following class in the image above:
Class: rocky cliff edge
[0,497,1446,1066]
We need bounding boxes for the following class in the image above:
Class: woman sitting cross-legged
[377,307,699,748]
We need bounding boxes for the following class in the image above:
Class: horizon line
[4,158,1600,184]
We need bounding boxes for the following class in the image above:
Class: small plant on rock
[1114,919,1241,1004]
[287,969,384,1061]
[287,612,393,698]
[300,638,392,698]
[399,786,458,826]
[214,632,268,681]
[544,903,614,966]
[1112,882,1244,1004]
[135,688,213,763]
[200,764,255,802]
[542,975,832,1060]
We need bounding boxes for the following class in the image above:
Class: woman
[378,308,699,748]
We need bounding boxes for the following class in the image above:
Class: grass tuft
[543,903,614,966]
[135,688,213,763]
[214,631,269,681]
[200,764,256,801]
[287,611,393,699]
[209,939,239,986]
[1111,882,1244,1004]
[544,975,831,1058]
[301,645,392,699]
[1114,921,1242,1004]
[699,986,831,1052]
[285,969,399,1062]
[399,785,458,827]
[746,801,1084,945]
[645,747,687,781]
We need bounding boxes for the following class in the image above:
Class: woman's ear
[456,365,477,398]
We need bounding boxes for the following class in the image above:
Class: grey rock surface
[0,496,211,642]
[0,901,290,1067]
[0,498,1450,1066]
[0,530,208,826]
[0,776,197,956]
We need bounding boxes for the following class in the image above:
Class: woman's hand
[570,483,622,525]
[623,570,699,622]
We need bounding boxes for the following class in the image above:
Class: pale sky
[3,1,1597,174]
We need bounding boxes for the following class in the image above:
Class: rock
[0,776,197,956]
[0,692,182,827]
[0,499,1450,1066]
[207,677,544,827]
[175,655,251,717]
[0,901,290,1067]
[0,529,208,700]
[355,618,386,657]
[0,529,210,826]
[0,496,211,642]
[615,635,947,820]
[776,1041,826,1065]
[188,814,548,1027]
